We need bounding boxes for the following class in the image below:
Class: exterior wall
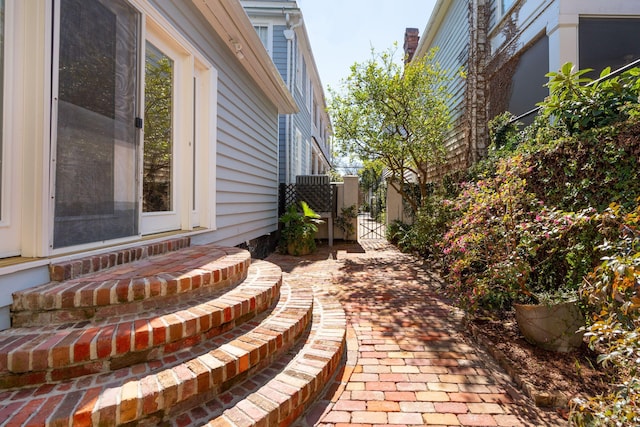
[273,25,288,79]
[415,0,480,173]
[488,0,640,120]
[154,1,281,248]
[242,0,332,186]
[416,0,640,177]
[386,184,412,226]
[0,0,293,329]
[429,0,469,125]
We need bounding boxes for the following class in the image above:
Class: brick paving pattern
[267,240,565,427]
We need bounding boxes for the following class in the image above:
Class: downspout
[284,12,302,184]
[284,28,292,184]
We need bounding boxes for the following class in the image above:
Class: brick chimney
[404,28,420,63]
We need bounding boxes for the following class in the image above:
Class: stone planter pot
[514,300,585,353]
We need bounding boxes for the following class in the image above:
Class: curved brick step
[0,280,314,426]
[0,260,283,388]
[172,286,347,427]
[11,243,251,327]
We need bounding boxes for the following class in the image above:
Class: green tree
[358,160,384,197]
[329,47,452,215]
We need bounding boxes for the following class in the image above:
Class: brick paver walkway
[266,240,565,427]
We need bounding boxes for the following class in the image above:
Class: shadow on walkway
[267,241,565,426]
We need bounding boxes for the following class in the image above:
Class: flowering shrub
[441,152,607,314]
[523,207,601,304]
[441,155,541,313]
[571,201,640,426]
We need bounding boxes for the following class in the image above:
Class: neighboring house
[241,0,332,185]
[411,0,640,174]
[0,0,297,329]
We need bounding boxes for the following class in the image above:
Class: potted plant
[511,208,601,352]
[441,156,598,352]
[279,201,324,256]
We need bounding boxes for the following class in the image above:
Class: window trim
[0,0,22,258]
[295,44,303,91]
[293,127,302,179]
[252,22,272,57]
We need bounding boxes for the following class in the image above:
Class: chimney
[403,28,420,64]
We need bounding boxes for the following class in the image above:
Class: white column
[547,7,579,73]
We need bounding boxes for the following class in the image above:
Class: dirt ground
[468,312,615,416]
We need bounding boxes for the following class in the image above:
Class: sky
[297,0,438,94]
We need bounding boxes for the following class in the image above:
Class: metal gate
[358,181,387,240]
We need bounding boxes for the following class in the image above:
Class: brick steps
[12,243,251,327]
[173,288,346,427]
[0,260,282,388]
[0,278,313,426]
[0,240,347,426]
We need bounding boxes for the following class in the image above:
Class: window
[506,35,549,124]
[579,17,640,79]
[53,0,140,248]
[253,24,270,55]
[144,42,174,213]
[50,0,215,250]
[501,0,515,15]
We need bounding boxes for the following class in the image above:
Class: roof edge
[414,0,451,59]
[192,0,298,114]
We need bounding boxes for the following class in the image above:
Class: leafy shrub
[336,205,358,241]
[538,63,640,135]
[387,193,456,259]
[441,153,607,314]
[521,207,603,303]
[387,220,415,251]
[488,111,522,152]
[524,123,640,212]
[278,201,324,255]
[441,155,541,313]
[571,201,640,426]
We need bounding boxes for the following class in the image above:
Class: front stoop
[0,239,346,426]
[172,290,346,427]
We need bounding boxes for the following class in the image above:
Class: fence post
[386,181,407,225]
[342,176,359,239]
